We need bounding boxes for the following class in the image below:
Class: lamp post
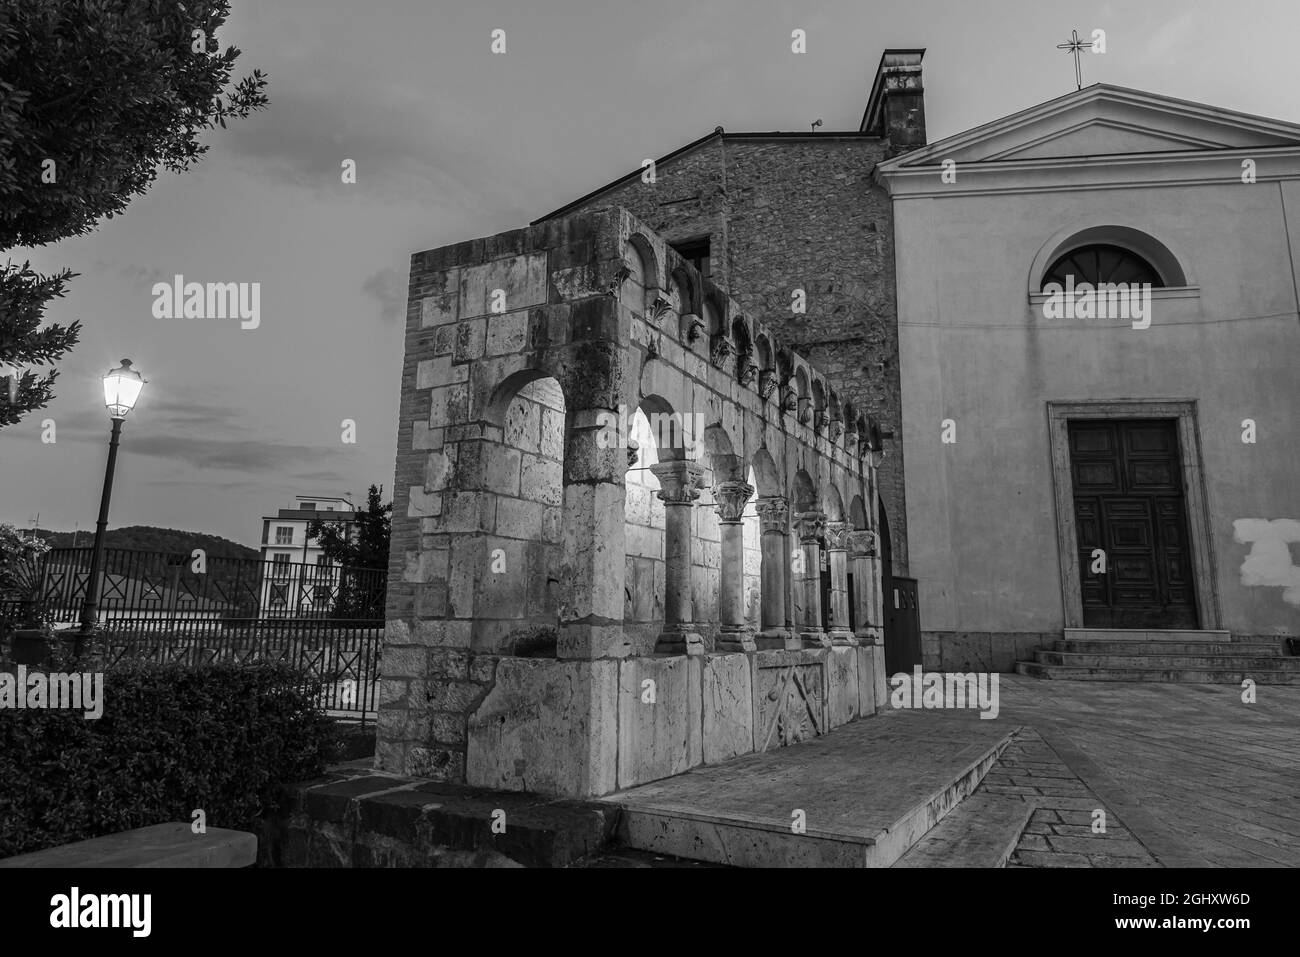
[78,359,145,640]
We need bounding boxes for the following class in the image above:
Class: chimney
[860,49,926,153]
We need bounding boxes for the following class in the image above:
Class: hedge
[0,660,340,858]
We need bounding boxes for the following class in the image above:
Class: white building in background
[257,494,358,617]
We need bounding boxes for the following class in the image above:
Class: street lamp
[79,359,145,638]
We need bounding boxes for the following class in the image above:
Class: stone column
[793,511,829,648]
[714,480,756,652]
[848,529,883,647]
[650,460,705,655]
[825,521,856,646]
[755,497,796,650]
[558,411,629,659]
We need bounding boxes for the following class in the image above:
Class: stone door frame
[1046,399,1221,630]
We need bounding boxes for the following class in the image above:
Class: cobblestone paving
[979,729,1160,867]
[980,676,1300,868]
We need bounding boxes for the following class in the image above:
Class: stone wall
[537,133,909,574]
[382,207,889,797]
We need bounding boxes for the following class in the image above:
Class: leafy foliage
[0,522,50,626]
[0,0,268,426]
[0,262,78,425]
[0,661,339,858]
[308,485,391,618]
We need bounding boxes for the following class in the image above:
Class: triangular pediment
[882,84,1300,168]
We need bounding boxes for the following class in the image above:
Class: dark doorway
[1068,419,1198,629]
[880,500,922,672]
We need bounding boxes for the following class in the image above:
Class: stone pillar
[714,480,756,652]
[755,497,796,650]
[793,511,829,648]
[558,411,629,659]
[650,460,705,655]
[825,521,856,646]
[848,529,883,646]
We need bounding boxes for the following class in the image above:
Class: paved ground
[969,675,1300,867]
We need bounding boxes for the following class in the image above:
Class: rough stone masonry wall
[382,207,886,793]
[545,135,908,573]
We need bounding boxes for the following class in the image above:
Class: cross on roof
[1056,29,1090,91]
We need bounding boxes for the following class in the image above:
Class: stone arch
[484,367,566,426]
[1028,223,1190,294]
[703,295,726,339]
[670,265,697,316]
[810,378,827,431]
[849,494,868,529]
[731,317,756,386]
[750,447,781,497]
[792,469,817,512]
[473,370,568,653]
[821,484,845,523]
[638,393,688,463]
[623,234,661,315]
[702,422,741,481]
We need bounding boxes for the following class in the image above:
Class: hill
[37,526,258,561]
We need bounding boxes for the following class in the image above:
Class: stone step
[1063,628,1231,642]
[1016,661,1299,684]
[287,772,619,867]
[604,712,1014,867]
[1058,640,1285,656]
[0,823,256,868]
[1037,651,1300,670]
[892,794,1034,868]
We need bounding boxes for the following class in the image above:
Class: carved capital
[647,295,673,327]
[626,439,640,470]
[797,400,812,426]
[755,496,789,534]
[738,361,758,387]
[710,337,734,371]
[605,265,631,299]
[758,369,778,401]
[793,510,826,544]
[825,521,851,551]
[684,314,705,343]
[781,384,799,414]
[813,409,829,432]
[847,529,878,559]
[650,461,705,504]
[713,481,754,524]
[828,420,844,443]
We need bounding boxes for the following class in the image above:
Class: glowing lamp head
[103,359,144,419]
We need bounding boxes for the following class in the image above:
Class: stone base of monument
[603,712,1016,868]
[450,644,885,799]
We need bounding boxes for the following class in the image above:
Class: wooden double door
[1068,419,1198,629]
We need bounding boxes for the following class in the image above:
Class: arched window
[1042,243,1164,289]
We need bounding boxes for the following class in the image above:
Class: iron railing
[1,547,386,721]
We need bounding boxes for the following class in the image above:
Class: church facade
[876,84,1300,670]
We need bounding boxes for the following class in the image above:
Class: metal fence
[1,547,386,721]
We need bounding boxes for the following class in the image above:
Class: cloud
[124,434,341,473]
[361,268,406,322]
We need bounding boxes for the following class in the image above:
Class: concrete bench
[0,823,257,868]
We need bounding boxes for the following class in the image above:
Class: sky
[2,0,1298,547]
